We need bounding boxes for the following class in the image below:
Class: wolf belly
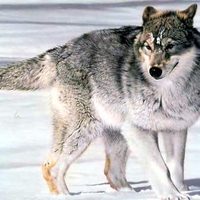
[92,96,125,129]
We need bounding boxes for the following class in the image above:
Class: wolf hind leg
[42,141,91,195]
[42,125,94,195]
[42,114,68,194]
[53,138,91,195]
[159,130,189,192]
[42,106,99,195]
[103,129,132,191]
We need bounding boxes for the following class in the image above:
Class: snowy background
[1,1,200,200]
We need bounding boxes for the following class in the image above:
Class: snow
[0,0,137,5]
[0,1,200,200]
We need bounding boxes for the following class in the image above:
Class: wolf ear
[178,4,197,26]
[142,6,159,23]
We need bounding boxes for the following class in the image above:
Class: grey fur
[1,4,200,200]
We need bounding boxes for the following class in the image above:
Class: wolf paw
[178,184,189,192]
[160,193,190,200]
[42,154,59,194]
[118,186,133,192]
[173,180,189,192]
[105,174,132,192]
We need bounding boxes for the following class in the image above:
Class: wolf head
[135,4,198,81]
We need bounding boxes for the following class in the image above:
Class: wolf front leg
[102,129,132,191]
[122,124,190,200]
[159,130,188,192]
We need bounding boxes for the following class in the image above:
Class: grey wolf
[0,4,199,200]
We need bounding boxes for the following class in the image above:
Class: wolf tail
[0,53,57,90]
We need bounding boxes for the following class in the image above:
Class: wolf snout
[149,67,162,79]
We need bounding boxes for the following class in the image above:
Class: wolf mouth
[169,62,179,74]
[172,62,179,71]
[160,62,179,79]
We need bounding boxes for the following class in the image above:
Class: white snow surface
[1,1,200,200]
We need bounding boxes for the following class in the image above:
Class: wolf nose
[149,67,162,79]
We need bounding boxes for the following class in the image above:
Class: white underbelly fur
[93,97,124,129]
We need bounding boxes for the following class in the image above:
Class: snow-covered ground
[1,1,200,200]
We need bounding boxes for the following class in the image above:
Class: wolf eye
[145,45,152,51]
[166,44,174,50]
